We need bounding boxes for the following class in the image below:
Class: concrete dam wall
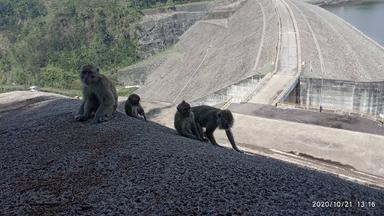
[191,74,263,106]
[136,0,247,58]
[135,0,279,103]
[285,78,384,117]
[120,0,384,117]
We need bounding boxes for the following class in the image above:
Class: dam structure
[123,0,384,118]
[117,0,384,184]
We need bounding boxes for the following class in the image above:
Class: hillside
[0,0,210,88]
[0,91,383,215]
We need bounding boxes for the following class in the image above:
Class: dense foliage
[131,0,208,8]
[0,0,207,89]
[0,0,141,88]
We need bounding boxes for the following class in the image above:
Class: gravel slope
[0,92,383,215]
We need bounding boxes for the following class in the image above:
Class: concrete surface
[125,0,384,107]
[136,98,384,186]
[136,0,247,58]
[290,0,384,81]
[299,0,369,6]
[136,0,279,103]
[220,113,384,177]
[229,103,384,136]
[249,0,299,105]
[296,78,384,117]
[1,91,384,215]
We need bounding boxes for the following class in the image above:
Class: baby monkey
[75,64,118,124]
[125,93,147,121]
[174,101,205,141]
[191,105,242,153]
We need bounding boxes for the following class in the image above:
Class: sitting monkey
[75,64,118,124]
[125,93,147,121]
[174,101,205,141]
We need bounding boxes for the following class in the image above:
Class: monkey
[191,105,242,153]
[174,101,206,141]
[125,93,147,121]
[74,64,118,124]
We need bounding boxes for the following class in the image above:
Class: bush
[38,65,75,89]
[0,0,205,90]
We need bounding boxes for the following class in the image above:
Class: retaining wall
[294,78,384,116]
[192,74,263,106]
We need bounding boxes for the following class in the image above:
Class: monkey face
[217,110,234,129]
[128,94,140,105]
[177,101,191,116]
[80,64,99,86]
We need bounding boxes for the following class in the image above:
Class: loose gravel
[0,92,383,215]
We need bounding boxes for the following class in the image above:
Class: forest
[0,0,207,92]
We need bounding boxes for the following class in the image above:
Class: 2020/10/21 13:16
[312,200,376,208]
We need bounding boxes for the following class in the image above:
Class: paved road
[249,0,299,105]
[132,100,384,187]
[130,98,384,186]
[229,103,384,136]
[217,112,384,179]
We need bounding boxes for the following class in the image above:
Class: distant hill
[0,0,209,88]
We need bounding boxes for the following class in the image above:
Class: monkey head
[177,100,191,117]
[80,64,100,86]
[128,94,141,105]
[217,110,234,129]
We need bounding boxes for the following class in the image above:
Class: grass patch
[117,86,139,97]
[0,85,29,93]
[1,85,139,98]
[39,87,82,98]
[0,85,82,97]
[142,0,216,12]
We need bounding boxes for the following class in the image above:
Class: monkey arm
[190,119,204,141]
[138,105,147,121]
[78,87,92,115]
[225,129,242,153]
[77,100,85,115]
[124,101,131,116]
[74,100,86,121]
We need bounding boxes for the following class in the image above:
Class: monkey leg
[205,129,222,147]
[181,124,202,141]
[182,133,202,141]
[191,121,205,141]
[75,99,98,121]
[91,103,114,124]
